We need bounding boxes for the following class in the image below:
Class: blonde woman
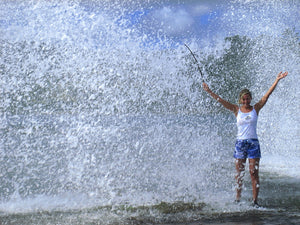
[202,71,288,207]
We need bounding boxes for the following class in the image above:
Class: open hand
[202,82,211,92]
[276,71,288,80]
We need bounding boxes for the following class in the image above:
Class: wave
[0,0,299,222]
[1,30,299,115]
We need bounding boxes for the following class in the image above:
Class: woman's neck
[240,105,253,112]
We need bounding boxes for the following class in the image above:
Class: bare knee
[249,168,259,179]
[249,159,260,177]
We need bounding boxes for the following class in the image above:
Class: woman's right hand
[202,82,211,92]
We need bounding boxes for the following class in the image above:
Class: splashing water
[0,0,299,224]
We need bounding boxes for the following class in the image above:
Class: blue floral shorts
[234,139,261,159]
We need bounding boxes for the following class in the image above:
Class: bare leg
[235,158,246,201]
[249,158,260,204]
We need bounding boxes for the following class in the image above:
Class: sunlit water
[0,0,299,224]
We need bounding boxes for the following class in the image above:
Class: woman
[202,71,288,207]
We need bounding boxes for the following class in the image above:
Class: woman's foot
[252,200,261,208]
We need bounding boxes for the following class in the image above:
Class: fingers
[202,82,209,91]
[277,71,288,80]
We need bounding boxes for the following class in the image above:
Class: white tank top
[236,108,258,140]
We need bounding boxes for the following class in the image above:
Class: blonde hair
[238,89,252,104]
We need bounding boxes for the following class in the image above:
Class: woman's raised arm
[203,82,239,116]
[254,71,288,114]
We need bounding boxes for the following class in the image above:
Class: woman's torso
[236,107,258,140]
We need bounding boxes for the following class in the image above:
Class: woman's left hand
[276,71,288,80]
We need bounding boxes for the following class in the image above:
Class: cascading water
[0,0,299,224]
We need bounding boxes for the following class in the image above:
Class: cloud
[153,6,194,34]
[190,4,211,15]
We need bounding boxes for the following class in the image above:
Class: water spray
[184,44,205,83]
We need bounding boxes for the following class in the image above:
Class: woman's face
[240,94,252,106]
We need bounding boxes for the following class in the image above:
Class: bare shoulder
[254,103,262,115]
[232,104,239,116]
[233,104,239,111]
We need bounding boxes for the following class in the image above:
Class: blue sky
[1,0,299,47]
[114,0,299,44]
[116,0,226,41]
